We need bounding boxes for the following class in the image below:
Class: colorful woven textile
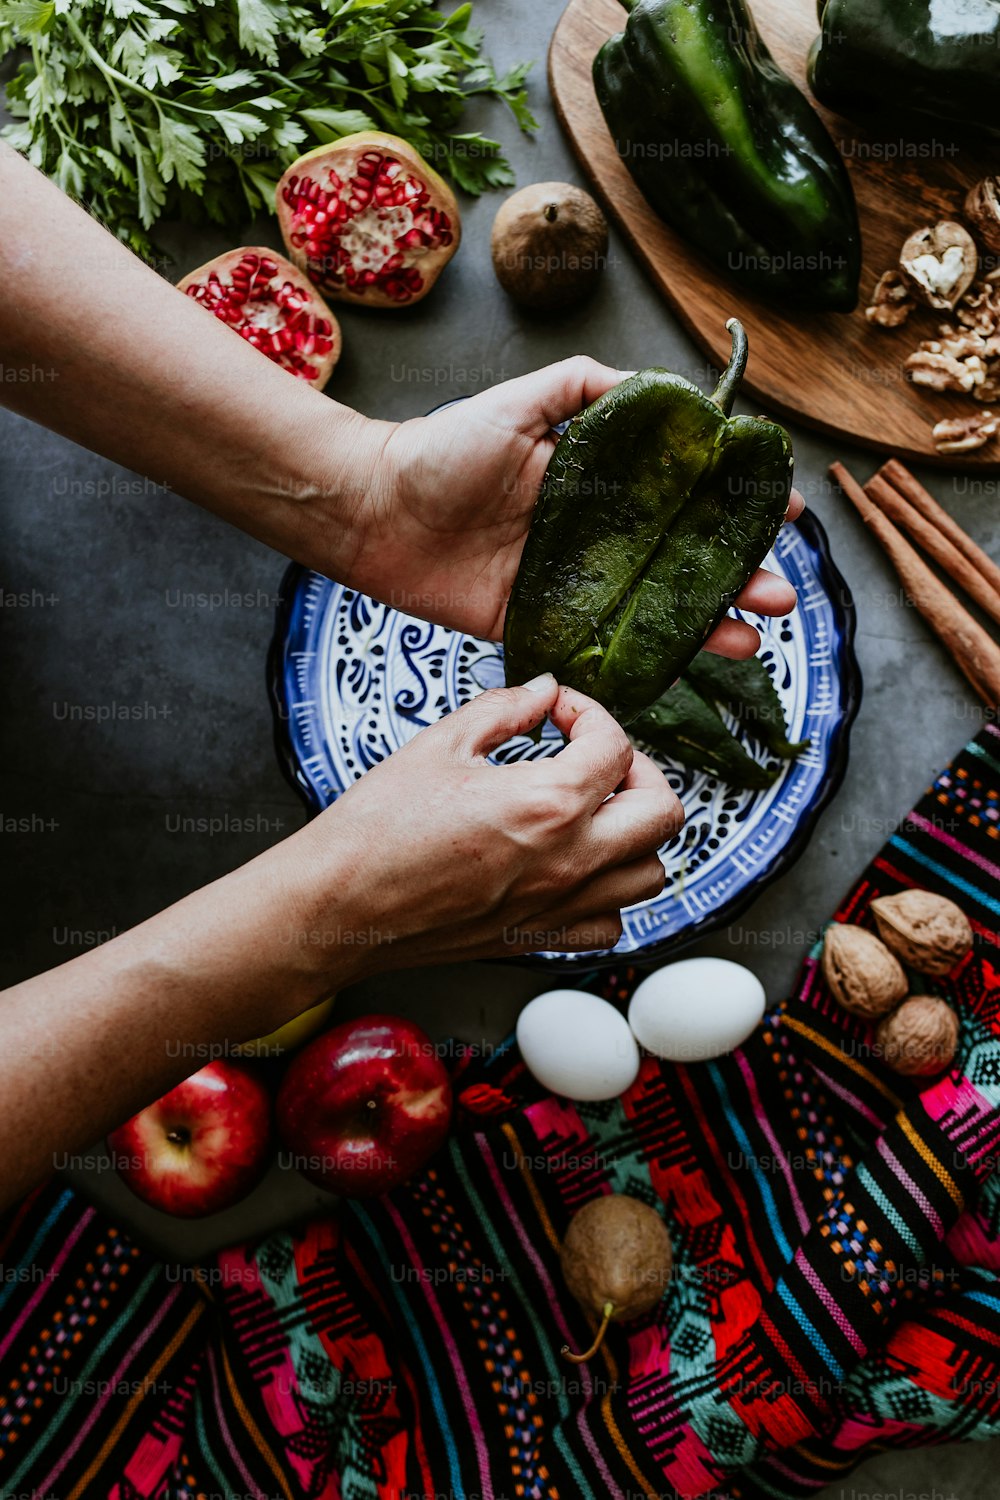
[6,726,1000,1499]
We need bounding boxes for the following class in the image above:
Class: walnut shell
[821,923,908,1019]
[899,222,977,310]
[870,889,973,977]
[866,269,914,328]
[964,177,1000,256]
[875,996,959,1078]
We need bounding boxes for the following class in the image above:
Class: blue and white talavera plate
[268,511,861,968]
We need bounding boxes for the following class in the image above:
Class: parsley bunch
[0,0,536,260]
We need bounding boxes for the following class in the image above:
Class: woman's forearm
[0,142,388,570]
[0,678,682,1210]
[0,825,372,1209]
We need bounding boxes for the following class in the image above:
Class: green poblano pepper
[593,0,861,312]
[809,0,1000,139]
[632,679,780,790]
[503,321,794,727]
[683,651,810,759]
[630,649,810,790]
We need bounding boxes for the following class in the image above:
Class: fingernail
[523,672,556,693]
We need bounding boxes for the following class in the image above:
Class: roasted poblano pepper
[683,651,810,760]
[809,0,1000,139]
[633,680,779,790]
[594,0,861,312]
[633,652,809,789]
[503,321,793,726]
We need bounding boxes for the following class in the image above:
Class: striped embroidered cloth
[4,727,1000,1499]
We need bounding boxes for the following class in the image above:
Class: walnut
[964,177,1000,255]
[956,273,1000,336]
[932,411,999,453]
[933,333,990,360]
[906,347,986,393]
[930,280,1000,403]
[900,222,978,310]
[866,270,914,328]
[865,220,1000,448]
[821,924,908,1019]
[875,996,959,1078]
[870,889,973,976]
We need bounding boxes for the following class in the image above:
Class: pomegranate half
[276,132,461,308]
[177,247,342,389]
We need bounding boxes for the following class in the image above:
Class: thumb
[442,674,559,758]
[483,355,633,439]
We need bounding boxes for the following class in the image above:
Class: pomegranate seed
[184,254,334,382]
[281,148,455,303]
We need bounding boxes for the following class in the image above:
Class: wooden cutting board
[549,0,1000,469]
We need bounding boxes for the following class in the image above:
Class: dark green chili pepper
[503,321,793,726]
[634,680,778,789]
[683,652,810,759]
[809,0,1000,141]
[593,0,861,312]
[632,652,808,788]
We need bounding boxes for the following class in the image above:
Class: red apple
[276,1014,452,1196]
[107,1058,273,1218]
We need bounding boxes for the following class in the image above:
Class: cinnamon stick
[878,457,1000,598]
[863,472,1000,629]
[830,461,1000,706]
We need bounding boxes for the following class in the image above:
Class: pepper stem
[562,1301,614,1364]
[711,318,748,416]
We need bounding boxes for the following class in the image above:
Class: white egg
[627,957,766,1062]
[516,989,641,1101]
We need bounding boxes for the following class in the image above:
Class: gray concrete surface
[1,3,999,1495]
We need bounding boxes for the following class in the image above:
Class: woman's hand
[0,151,800,655]
[337,357,804,646]
[0,676,677,1206]
[0,149,800,656]
[283,674,681,981]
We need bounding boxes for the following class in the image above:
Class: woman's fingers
[590,759,683,865]
[501,914,626,956]
[543,695,681,862]
[479,355,629,439]
[708,486,802,645]
[703,615,761,659]
[547,853,666,926]
[546,685,635,805]
[615,743,673,794]
[445,676,561,759]
[736,567,797,617]
[705,526,801,658]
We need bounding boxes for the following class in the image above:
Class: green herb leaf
[0,0,536,260]
[156,112,205,187]
[135,141,167,226]
[207,67,260,90]
[444,3,472,30]
[299,103,376,138]
[138,43,185,89]
[216,106,269,142]
[0,0,55,34]
[235,0,285,63]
